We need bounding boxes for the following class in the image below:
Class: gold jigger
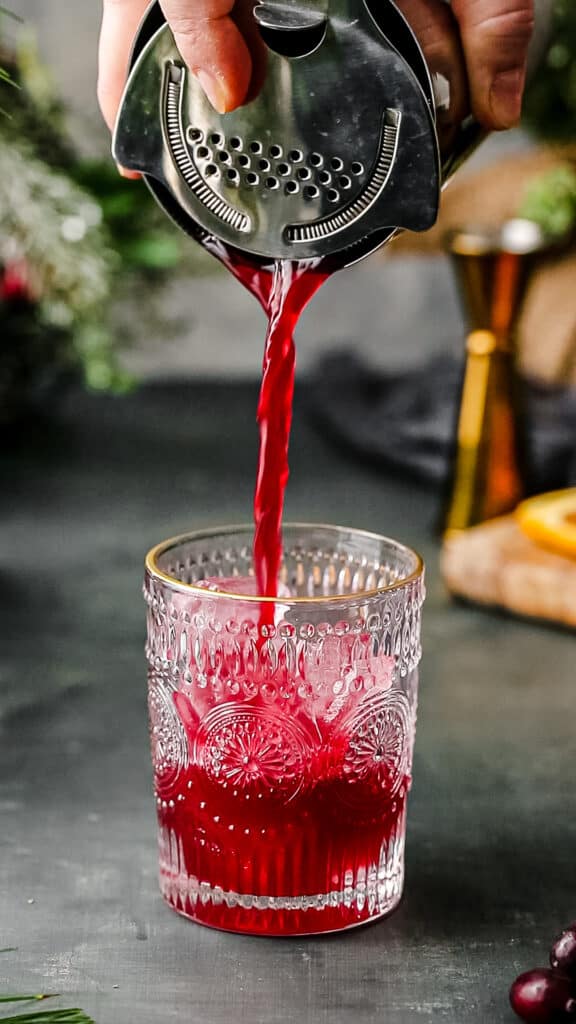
[443,220,552,534]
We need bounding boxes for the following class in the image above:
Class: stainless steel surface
[254,1,329,32]
[113,0,441,265]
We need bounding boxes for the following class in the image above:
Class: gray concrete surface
[1,381,574,1023]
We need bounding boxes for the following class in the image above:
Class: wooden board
[441,514,576,627]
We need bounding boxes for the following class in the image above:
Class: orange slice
[516,489,576,560]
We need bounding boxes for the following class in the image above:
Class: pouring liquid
[203,242,330,608]
[154,242,413,935]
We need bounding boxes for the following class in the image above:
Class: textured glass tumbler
[144,524,424,936]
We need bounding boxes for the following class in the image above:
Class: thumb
[452,0,534,130]
[160,0,252,113]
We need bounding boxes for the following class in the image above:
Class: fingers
[98,0,253,143]
[451,0,535,130]
[230,0,268,103]
[159,0,253,113]
[98,0,151,133]
[395,0,469,152]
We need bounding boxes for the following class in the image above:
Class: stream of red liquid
[208,244,329,605]
[153,243,412,935]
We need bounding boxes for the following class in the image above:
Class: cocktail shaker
[112,0,484,268]
[113,0,553,268]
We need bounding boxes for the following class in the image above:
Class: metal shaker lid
[113,0,441,266]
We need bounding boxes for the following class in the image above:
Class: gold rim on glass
[145,523,424,604]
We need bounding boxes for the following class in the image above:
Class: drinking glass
[144,524,424,936]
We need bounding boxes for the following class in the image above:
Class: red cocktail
[145,525,424,935]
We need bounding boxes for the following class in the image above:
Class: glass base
[158,861,405,937]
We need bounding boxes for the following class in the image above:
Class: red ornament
[0,261,35,304]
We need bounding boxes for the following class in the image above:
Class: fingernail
[196,70,229,114]
[116,164,141,180]
[490,68,525,129]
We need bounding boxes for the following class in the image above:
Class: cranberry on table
[509,969,576,1023]
[551,927,576,977]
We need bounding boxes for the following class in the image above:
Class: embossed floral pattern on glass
[144,524,424,936]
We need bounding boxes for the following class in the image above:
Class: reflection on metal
[286,110,400,243]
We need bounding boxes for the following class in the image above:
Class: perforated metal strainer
[113,0,443,266]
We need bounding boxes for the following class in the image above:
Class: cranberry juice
[151,248,413,934]
[212,251,329,607]
[155,644,412,935]
[157,754,409,936]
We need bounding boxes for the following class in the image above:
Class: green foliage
[0,995,54,1003]
[0,20,183,403]
[71,161,181,275]
[523,0,576,142]
[519,164,576,237]
[0,1010,93,1023]
[0,8,21,111]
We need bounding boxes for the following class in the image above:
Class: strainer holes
[309,152,323,167]
[303,184,319,200]
[238,154,250,168]
[265,176,279,190]
[285,180,299,195]
[226,168,240,185]
[187,127,204,144]
[330,156,344,171]
[245,172,259,186]
[351,161,364,175]
[339,174,352,189]
[297,167,311,181]
[289,149,303,163]
[277,162,290,176]
[258,158,271,172]
[210,132,223,146]
[327,188,340,203]
[318,169,331,185]
[249,141,263,154]
[218,150,231,162]
[205,163,218,177]
[196,145,210,160]
[269,144,282,158]
[229,136,242,150]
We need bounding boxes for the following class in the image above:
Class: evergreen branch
[0,996,55,1003]
[0,68,20,85]
[0,6,23,20]
[0,1010,92,1023]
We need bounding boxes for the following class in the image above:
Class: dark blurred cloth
[308,352,576,492]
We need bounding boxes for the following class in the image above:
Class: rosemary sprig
[0,4,22,114]
[0,1010,93,1023]
[0,949,17,955]
[0,996,54,1003]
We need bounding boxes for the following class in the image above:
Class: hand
[396,0,534,131]
[97,0,534,144]
[97,0,254,137]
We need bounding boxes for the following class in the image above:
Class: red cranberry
[551,927,576,977]
[510,969,576,1023]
